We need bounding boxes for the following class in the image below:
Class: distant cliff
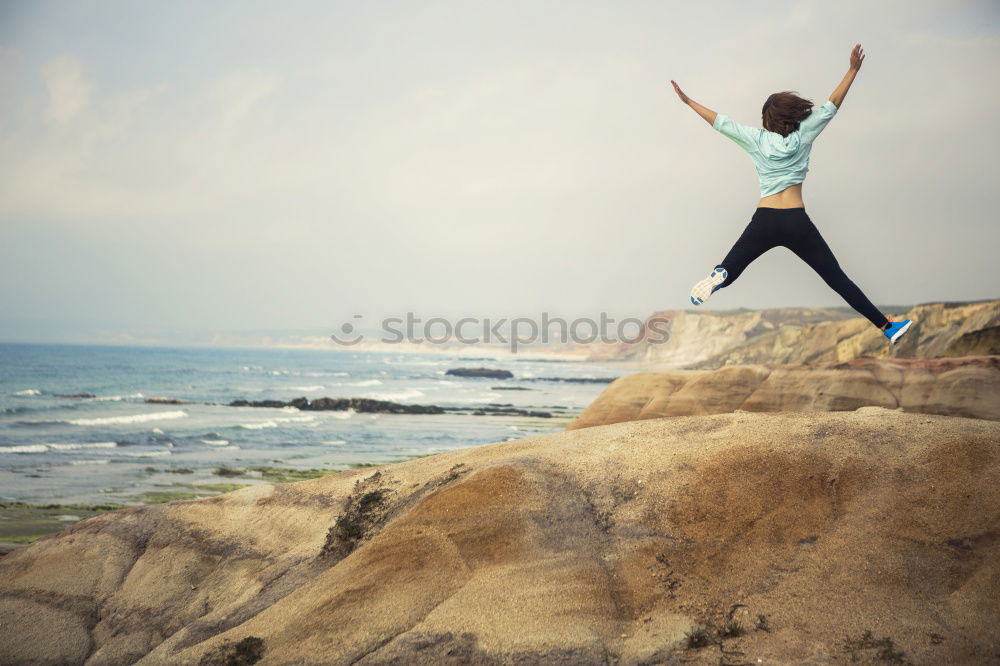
[568,356,1000,430]
[596,299,1000,369]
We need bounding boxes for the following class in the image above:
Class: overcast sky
[1,0,997,343]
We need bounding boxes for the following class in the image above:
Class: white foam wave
[69,459,111,465]
[201,439,230,446]
[1,444,49,453]
[0,442,118,453]
[239,421,277,430]
[323,440,347,445]
[289,385,324,391]
[238,414,316,429]
[68,410,187,426]
[14,389,41,396]
[93,392,144,402]
[354,379,383,386]
[328,410,355,420]
[46,442,118,451]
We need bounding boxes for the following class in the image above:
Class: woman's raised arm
[671,80,718,126]
[829,44,864,108]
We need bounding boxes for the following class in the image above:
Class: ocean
[0,343,628,505]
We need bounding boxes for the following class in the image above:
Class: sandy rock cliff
[568,356,1000,430]
[600,300,1000,369]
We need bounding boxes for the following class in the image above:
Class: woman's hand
[849,43,865,71]
[670,80,690,105]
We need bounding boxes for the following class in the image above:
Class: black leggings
[717,207,888,329]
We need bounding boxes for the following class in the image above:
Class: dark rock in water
[54,393,95,398]
[306,397,444,415]
[492,386,532,391]
[229,399,289,409]
[145,397,191,405]
[446,367,514,379]
[228,397,444,415]
[225,396,557,418]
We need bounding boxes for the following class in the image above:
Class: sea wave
[289,385,325,391]
[0,444,49,453]
[0,441,118,454]
[323,440,347,445]
[354,379,383,386]
[235,414,317,430]
[68,410,188,426]
[238,421,277,430]
[47,441,119,450]
[201,439,230,446]
[93,392,145,402]
[14,389,41,396]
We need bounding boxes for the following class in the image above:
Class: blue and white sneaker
[883,319,912,344]
[690,266,728,306]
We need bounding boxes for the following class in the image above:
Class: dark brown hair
[761,91,814,137]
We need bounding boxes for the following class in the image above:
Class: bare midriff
[758,183,805,208]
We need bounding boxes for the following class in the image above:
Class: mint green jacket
[713,100,838,197]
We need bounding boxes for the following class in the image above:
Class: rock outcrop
[600,300,1000,369]
[1,409,998,664]
[445,368,514,379]
[230,397,446,414]
[227,397,555,418]
[568,356,1000,430]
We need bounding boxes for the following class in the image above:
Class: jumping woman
[671,43,912,344]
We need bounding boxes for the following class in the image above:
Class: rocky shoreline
[227,396,558,418]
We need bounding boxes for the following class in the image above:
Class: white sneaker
[690,267,728,306]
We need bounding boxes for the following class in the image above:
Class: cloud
[42,55,91,127]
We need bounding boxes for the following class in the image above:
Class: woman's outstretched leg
[783,213,890,330]
[691,209,776,305]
